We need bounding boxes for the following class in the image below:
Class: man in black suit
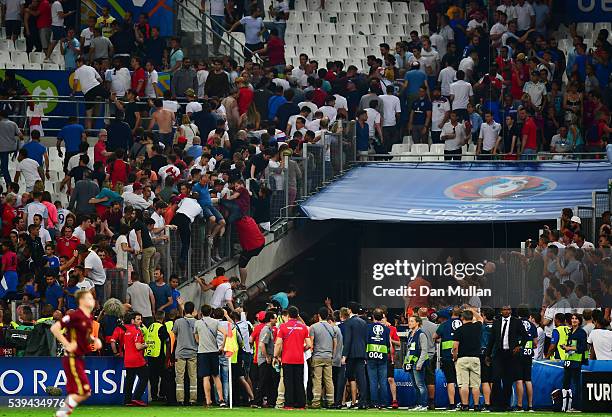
[341,301,368,409]
[486,305,529,411]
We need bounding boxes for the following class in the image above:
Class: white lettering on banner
[406,207,538,221]
[577,0,612,12]
[102,370,117,394]
[586,383,612,401]
[34,370,47,394]
[0,369,123,395]
[0,370,23,394]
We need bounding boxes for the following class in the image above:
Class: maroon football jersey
[60,308,94,356]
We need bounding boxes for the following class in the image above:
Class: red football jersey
[60,308,94,356]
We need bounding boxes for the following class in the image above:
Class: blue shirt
[404,70,427,95]
[95,188,123,206]
[271,292,289,309]
[150,282,172,312]
[45,282,64,309]
[411,98,432,125]
[355,121,369,151]
[469,112,483,136]
[186,145,203,159]
[170,288,181,311]
[44,255,60,274]
[268,95,287,120]
[192,182,213,207]
[436,318,463,360]
[63,38,80,70]
[22,141,46,166]
[595,61,612,88]
[65,286,78,310]
[58,124,85,153]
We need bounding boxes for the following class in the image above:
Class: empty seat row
[295,0,426,15]
[286,21,424,36]
[287,10,426,26]
[285,33,408,49]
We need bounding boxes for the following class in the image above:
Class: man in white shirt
[440,111,467,160]
[122,182,153,210]
[477,111,502,158]
[105,58,131,98]
[515,0,535,33]
[145,60,159,98]
[14,148,41,192]
[47,0,74,61]
[523,71,547,110]
[449,70,473,121]
[72,57,110,130]
[319,96,338,124]
[24,191,48,226]
[377,85,401,151]
[490,11,508,48]
[78,244,107,303]
[365,102,383,141]
[497,0,516,22]
[569,231,595,250]
[333,93,348,120]
[431,88,450,144]
[587,317,612,360]
[72,216,91,244]
[420,36,440,84]
[458,50,478,82]
[211,277,239,310]
[438,61,457,98]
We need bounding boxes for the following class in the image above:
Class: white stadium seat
[576,22,593,38]
[338,12,356,24]
[392,2,409,14]
[342,0,359,13]
[390,14,407,25]
[368,35,386,48]
[373,13,390,25]
[389,24,405,36]
[336,23,353,35]
[0,50,9,62]
[317,47,332,59]
[376,2,393,14]
[594,22,612,34]
[348,47,366,58]
[306,0,321,11]
[11,51,28,64]
[318,22,337,34]
[320,11,337,23]
[333,34,351,48]
[5,62,23,69]
[330,47,348,60]
[303,11,322,23]
[412,144,430,155]
[323,0,341,13]
[359,2,376,13]
[301,22,319,34]
[285,33,299,45]
[350,36,368,48]
[29,51,45,63]
[410,1,426,14]
[43,63,60,70]
[356,12,373,25]
[286,21,301,34]
[300,34,316,46]
[391,144,411,154]
[285,45,296,58]
[23,63,42,70]
[316,34,334,48]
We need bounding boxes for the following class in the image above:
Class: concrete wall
[179,220,337,307]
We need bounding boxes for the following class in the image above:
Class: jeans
[563,367,581,409]
[366,360,388,407]
[210,15,224,53]
[124,365,149,404]
[411,364,428,407]
[171,213,191,268]
[0,151,12,186]
[221,199,243,224]
[216,356,229,403]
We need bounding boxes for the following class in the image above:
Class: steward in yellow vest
[145,311,172,401]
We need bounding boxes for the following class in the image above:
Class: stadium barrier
[0,356,609,408]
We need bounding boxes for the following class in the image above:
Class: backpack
[6,329,31,350]
[24,321,58,357]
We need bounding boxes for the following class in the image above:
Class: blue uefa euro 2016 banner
[566,0,612,23]
[300,162,612,222]
[0,357,144,405]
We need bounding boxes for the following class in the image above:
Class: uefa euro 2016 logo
[444,176,557,202]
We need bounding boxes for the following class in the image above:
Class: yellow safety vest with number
[146,322,163,357]
[556,325,570,360]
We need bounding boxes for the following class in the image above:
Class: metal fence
[106,268,129,301]
[593,190,611,239]
[575,206,595,243]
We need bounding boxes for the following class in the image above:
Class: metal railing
[357,152,608,163]
[176,0,261,63]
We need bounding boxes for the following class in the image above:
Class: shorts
[197,352,220,377]
[480,356,493,383]
[516,356,533,381]
[238,244,264,268]
[240,351,252,376]
[5,20,21,38]
[440,358,457,384]
[62,356,91,396]
[157,131,174,149]
[345,358,364,381]
[425,354,436,385]
[39,27,51,49]
[387,360,395,378]
[232,359,245,378]
[84,84,109,110]
[51,25,66,41]
[202,205,224,222]
[455,356,480,388]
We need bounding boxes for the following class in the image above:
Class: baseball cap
[185,88,196,97]
[256,311,266,322]
[516,53,526,61]
[133,182,143,191]
[437,307,452,319]
[570,216,581,224]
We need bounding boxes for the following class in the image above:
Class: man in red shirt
[57,225,80,258]
[519,107,538,159]
[51,290,102,417]
[274,306,311,409]
[256,27,285,67]
[93,129,112,164]
[119,312,148,406]
[33,0,52,56]
[235,215,265,285]
[382,310,401,409]
[223,179,251,224]
[131,57,147,97]
[312,79,327,107]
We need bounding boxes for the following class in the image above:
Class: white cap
[570,216,581,224]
